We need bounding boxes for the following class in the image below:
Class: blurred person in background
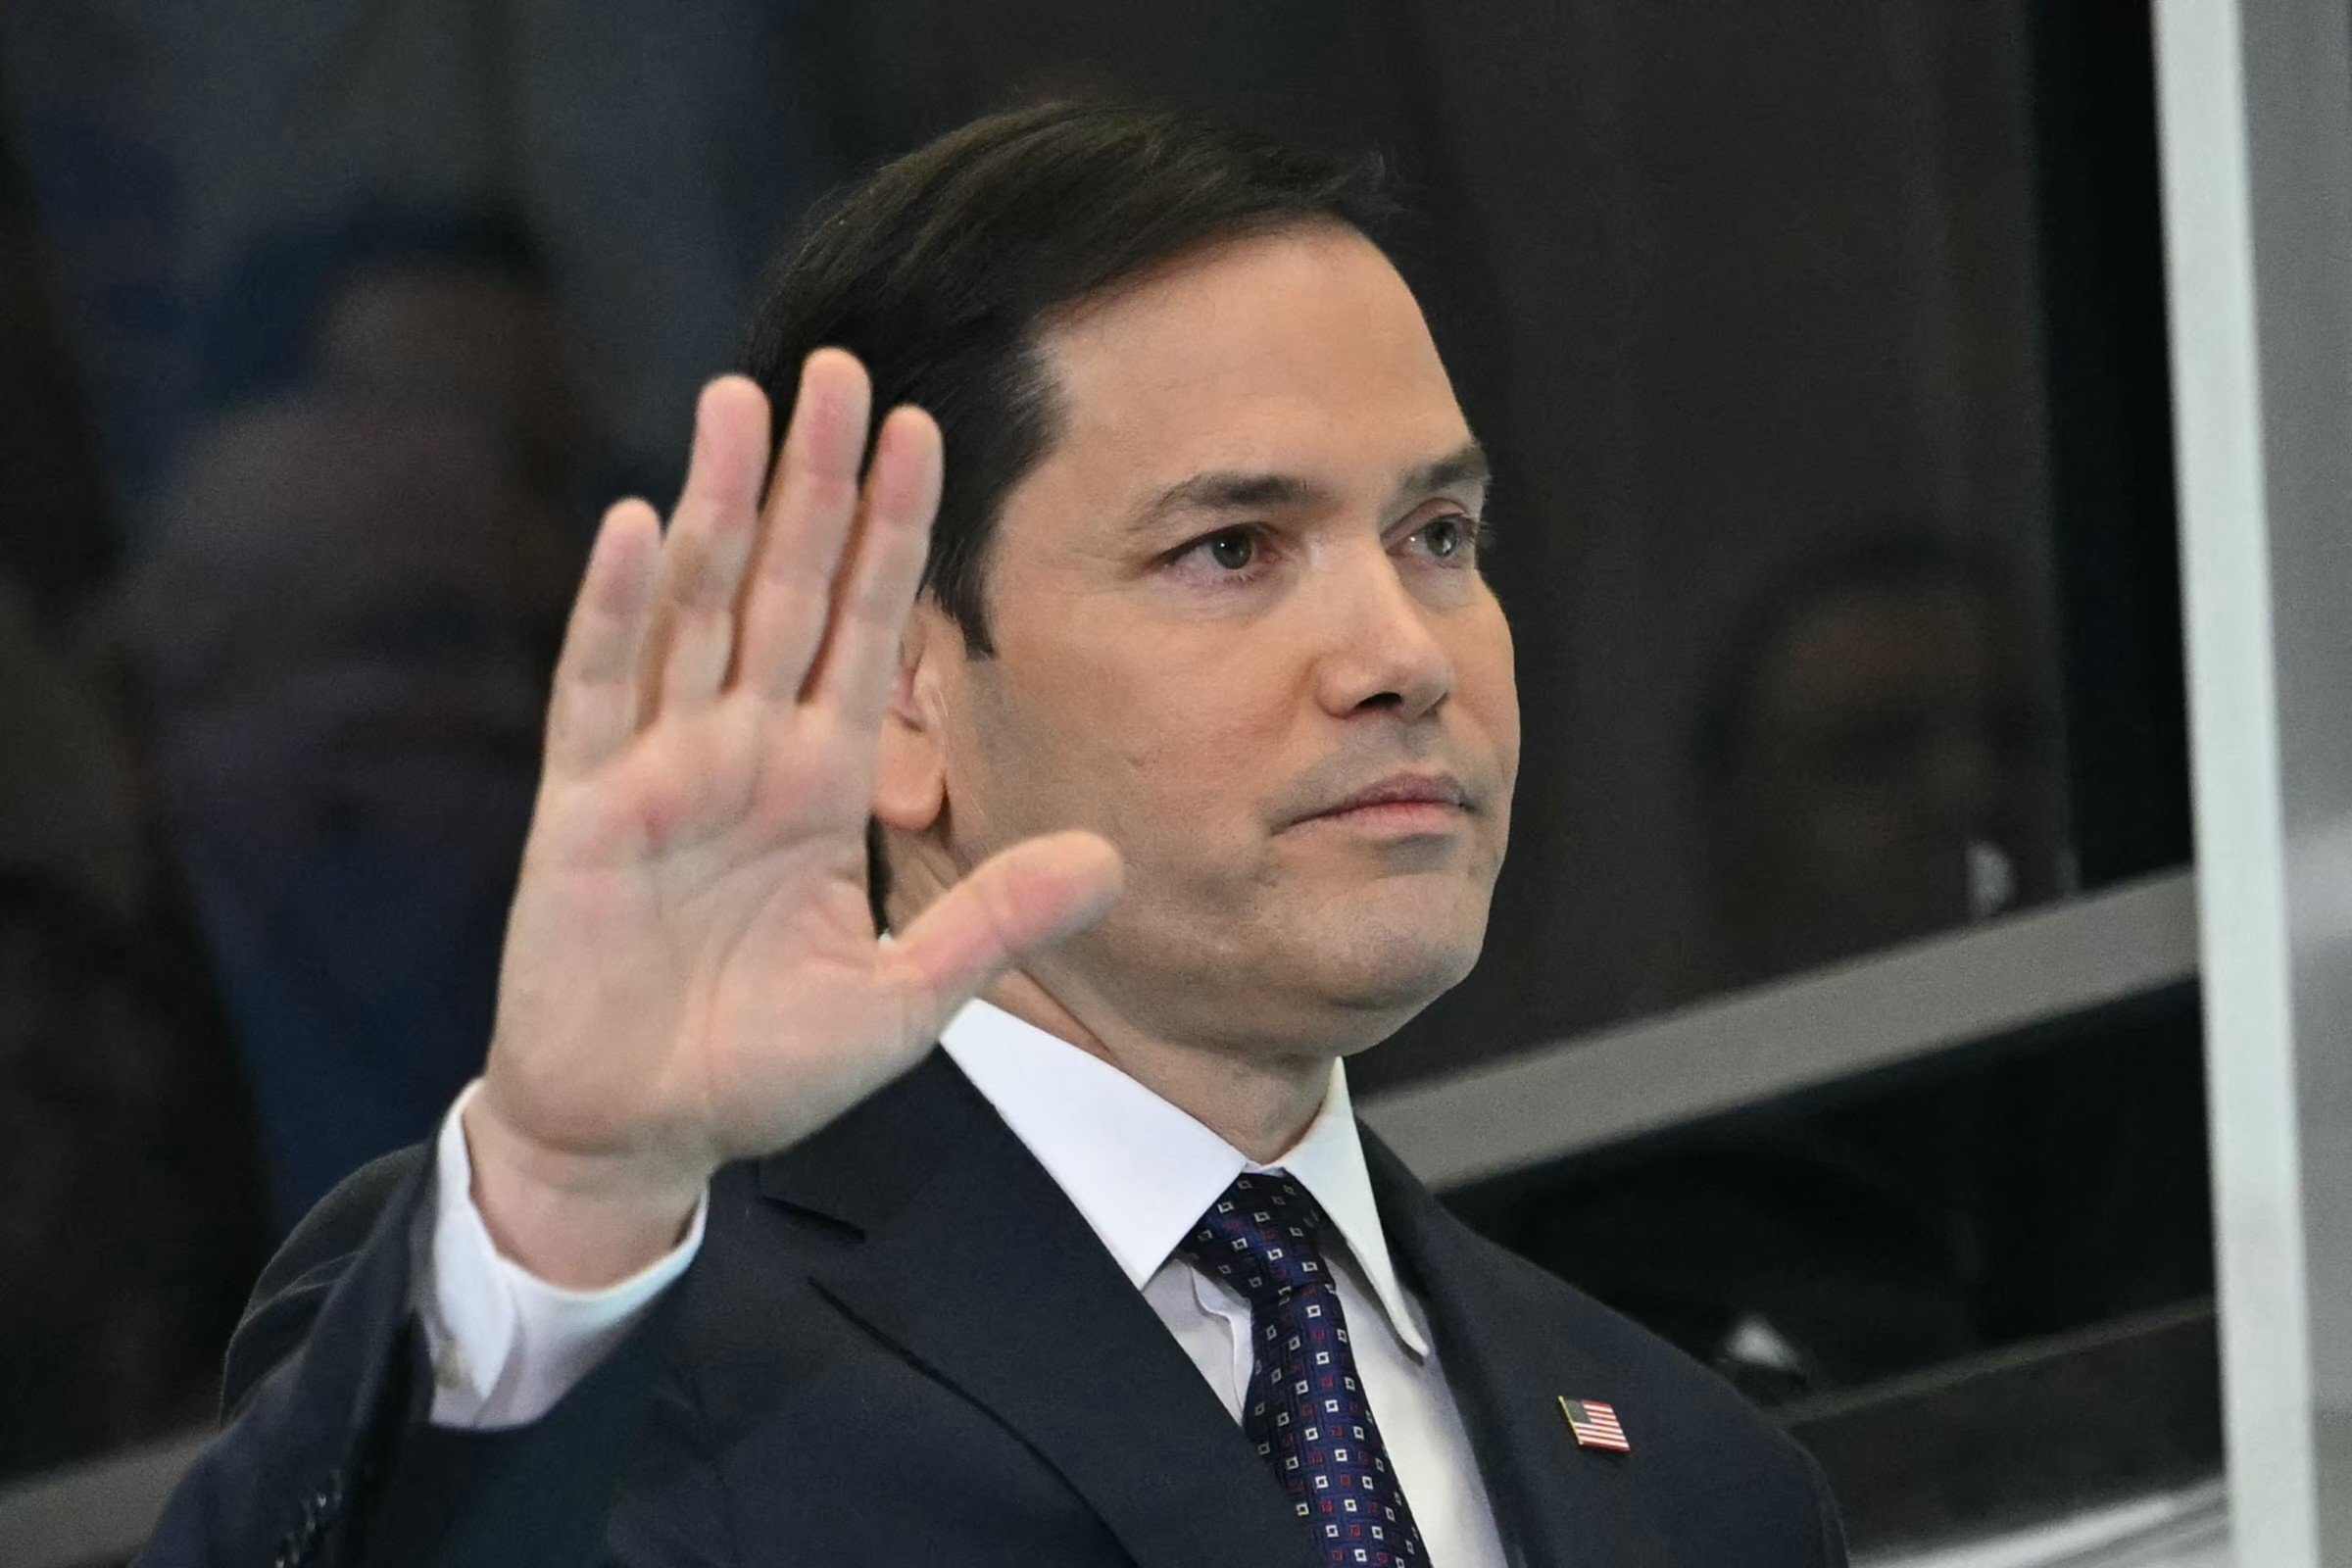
[0,144,268,1474]
[124,210,584,1231]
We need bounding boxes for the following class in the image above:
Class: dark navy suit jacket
[139,1051,1848,1566]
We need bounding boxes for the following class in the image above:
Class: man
[143,102,1847,1566]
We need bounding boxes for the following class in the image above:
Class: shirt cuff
[410,1080,708,1428]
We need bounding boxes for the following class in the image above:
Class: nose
[1309,539,1453,723]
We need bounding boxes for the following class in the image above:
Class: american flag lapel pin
[1558,1396,1632,1453]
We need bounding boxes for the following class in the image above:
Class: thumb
[885,830,1123,1034]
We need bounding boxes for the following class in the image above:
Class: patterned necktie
[1176,1171,1428,1567]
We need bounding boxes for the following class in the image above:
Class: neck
[887,837,1340,1160]
[981,967,1335,1162]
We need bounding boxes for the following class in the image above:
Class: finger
[642,376,770,719]
[543,499,662,779]
[884,831,1123,1035]
[803,404,943,716]
[736,349,873,701]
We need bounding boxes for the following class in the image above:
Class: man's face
[913,223,1518,1056]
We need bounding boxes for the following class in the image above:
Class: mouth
[1294,771,1474,832]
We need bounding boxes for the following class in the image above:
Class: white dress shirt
[415,999,1507,1567]
[411,1077,709,1426]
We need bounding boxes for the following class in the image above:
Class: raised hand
[465,352,1122,1286]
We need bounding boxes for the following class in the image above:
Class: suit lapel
[1363,1131,1680,1568]
[758,1054,1313,1568]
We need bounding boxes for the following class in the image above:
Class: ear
[873,603,948,834]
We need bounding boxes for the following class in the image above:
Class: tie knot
[1176,1171,1331,1309]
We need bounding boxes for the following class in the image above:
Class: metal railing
[1360,870,2197,1188]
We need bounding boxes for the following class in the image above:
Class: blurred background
[0,2,2256,1563]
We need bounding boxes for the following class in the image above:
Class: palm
[511,696,890,1161]
[475,356,1119,1265]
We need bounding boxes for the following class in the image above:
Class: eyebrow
[1396,442,1492,508]
[1125,440,1492,537]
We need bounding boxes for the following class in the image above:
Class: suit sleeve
[136,1144,676,1568]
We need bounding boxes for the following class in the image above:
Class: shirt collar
[939,996,1430,1359]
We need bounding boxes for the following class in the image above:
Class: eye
[1408,513,1483,563]
[1161,524,1278,590]
[1200,527,1259,571]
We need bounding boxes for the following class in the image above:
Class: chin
[1304,903,1489,1024]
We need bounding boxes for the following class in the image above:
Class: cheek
[1458,604,1522,767]
[1098,662,1293,829]
[979,628,1296,841]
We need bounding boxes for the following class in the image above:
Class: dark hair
[738,99,1393,657]
[737,101,1392,931]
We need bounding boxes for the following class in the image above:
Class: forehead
[1021,224,1469,511]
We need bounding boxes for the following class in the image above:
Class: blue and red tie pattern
[1176,1172,1427,1567]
